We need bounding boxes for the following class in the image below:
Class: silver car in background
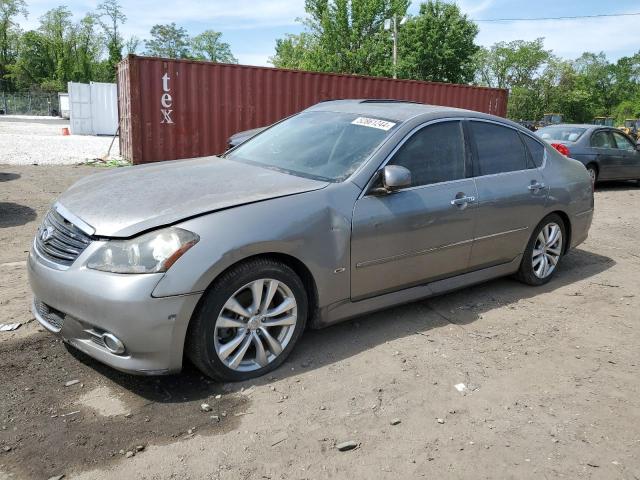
[28,100,594,381]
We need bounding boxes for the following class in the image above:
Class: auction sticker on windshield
[351,117,396,131]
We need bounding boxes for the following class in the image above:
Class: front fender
[151,184,360,311]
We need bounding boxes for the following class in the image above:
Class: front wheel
[516,214,566,286]
[186,259,308,381]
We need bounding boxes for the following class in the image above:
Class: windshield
[226,111,398,181]
[536,126,587,142]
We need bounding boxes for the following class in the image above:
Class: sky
[16,0,640,67]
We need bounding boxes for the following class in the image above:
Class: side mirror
[382,165,412,191]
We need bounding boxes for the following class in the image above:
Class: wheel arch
[547,210,572,254]
[187,252,320,337]
[585,161,599,176]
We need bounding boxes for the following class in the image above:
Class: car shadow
[0,202,37,228]
[0,172,20,182]
[596,180,640,191]
[70,247,614,403]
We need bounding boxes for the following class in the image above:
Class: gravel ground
[0,116,120,165]
[1,165,639,480]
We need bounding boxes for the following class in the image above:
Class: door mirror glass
[382,165,412,191]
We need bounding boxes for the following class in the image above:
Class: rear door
[591,130,624,180]
[350,120,477,300]
[467,121,548,270]
[611,131,640,180]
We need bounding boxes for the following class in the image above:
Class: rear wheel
[586,164,598,184]
[186,259,308,381]
[516,214,566,286]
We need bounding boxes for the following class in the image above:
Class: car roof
[305,99,504,123]
[542,124,604,130]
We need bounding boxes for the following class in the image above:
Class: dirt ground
[1,165,639,480]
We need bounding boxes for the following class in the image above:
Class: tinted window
[470,122,528,175]
[389,121,465,187]
[591,131,614,148]
[522,134,545,168]
[611,131,636,152]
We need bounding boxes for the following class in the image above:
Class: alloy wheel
[213,279,297,372]
[532,222,563,279]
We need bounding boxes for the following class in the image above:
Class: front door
[466,120,549,269]
[591,130,625,180]
[611,130,640,179]
[351,120,477,300]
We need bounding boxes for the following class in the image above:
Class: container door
[68,82,92,135]
[90,82,118,136]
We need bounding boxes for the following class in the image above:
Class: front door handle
[451,195,476,206]
[528,182,546,191]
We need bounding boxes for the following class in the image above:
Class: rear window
[536,126,586,142]
[470,121,528,175]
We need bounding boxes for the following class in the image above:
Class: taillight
[551,143,570,157]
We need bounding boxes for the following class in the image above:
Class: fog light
[102,333,126,355]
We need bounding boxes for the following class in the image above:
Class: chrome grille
[34,299,66,331]
[35,209,91,266]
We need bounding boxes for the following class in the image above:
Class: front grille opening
[35,209,92,267]
[34,299,66,330]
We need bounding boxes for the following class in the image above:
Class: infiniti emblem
[40,226,55,243]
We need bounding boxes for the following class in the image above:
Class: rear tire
[186,258,308,382]
[586,164,598,184]
[516,214,566,286]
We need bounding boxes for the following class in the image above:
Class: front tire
[186,258,308,381]
[516,214,566,286]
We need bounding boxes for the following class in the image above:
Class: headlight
[86,227,199,274]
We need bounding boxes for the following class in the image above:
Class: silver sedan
[28,100,594,381]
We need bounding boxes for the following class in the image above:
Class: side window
[611,131,635,152]
[522,134,545,168]
[470,121,528,175]
[389,121,465,187]
[591,131,614,148]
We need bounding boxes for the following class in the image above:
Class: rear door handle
[528,182,545,191]
[451,196,476,206]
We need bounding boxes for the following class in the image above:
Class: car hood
[57,156,329,238]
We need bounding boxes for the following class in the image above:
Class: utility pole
[392,15,398,79]
[386,15,406,79]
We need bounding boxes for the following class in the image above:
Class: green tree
[397,0,478,83]
[6,30,49,89]
[573,52,617,117]
[474,38,551,90]
[71,13,103,83]
[191,30,237,63]
[0,0,27,90]
[124,35,140,55]
[144,23,191,59]
[270,32,319,70]
[97,0,126,78]
[271,0,409,76]
[473,38,554,120]
[38,6,75,91]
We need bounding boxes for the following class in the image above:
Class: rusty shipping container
[117,55,509,165]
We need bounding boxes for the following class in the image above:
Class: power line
[473,12,640,22]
